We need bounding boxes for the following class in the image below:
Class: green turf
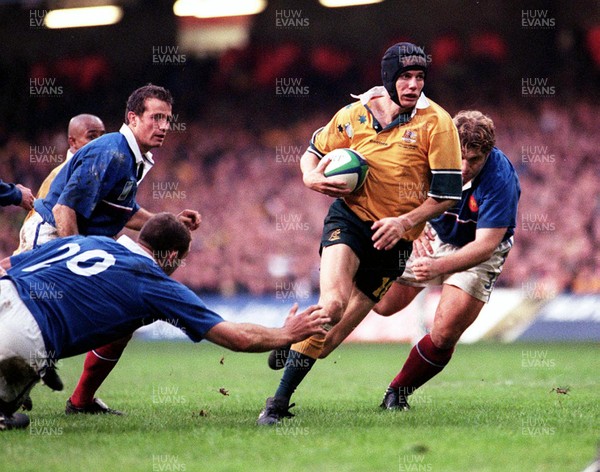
[2,341,598,472]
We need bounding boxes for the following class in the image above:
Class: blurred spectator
[585,24,600,70]
[310,45,353,77]
[430,30,463,70]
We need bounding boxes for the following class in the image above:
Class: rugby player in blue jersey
[0,213,329,430]
[319,110,521,410]
[22,84,201,416]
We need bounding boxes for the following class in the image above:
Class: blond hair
[453,110,496,156]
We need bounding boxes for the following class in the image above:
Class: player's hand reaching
[16,184,34,211]
[282,304,331,344]
[177,209,201,231]
[411,256,441,281]
[412,226,435,257]
[303,157,352,198]
[371,215,413,250]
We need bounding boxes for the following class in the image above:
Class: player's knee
[321,298,346,324]
[430,329,458,350]
[372,299,395,317]
[94,335,132,359]
[319,339,335,359]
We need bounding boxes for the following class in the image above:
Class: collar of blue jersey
[116,235,155,262]
[350,86,429,119]
[119,123,155,183]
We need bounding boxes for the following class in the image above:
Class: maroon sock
[389,334,454,395]
[70,336,131,407]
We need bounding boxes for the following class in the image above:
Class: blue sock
[274,350,317,400]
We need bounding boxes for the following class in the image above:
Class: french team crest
[468,195,479,212]
[401,129,417,144]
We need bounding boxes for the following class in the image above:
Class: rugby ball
[323,148,369,192]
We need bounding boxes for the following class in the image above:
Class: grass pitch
[2,341,598,472]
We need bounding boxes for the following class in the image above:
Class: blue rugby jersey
[430,147,521,247]
[34,126,152,237]
[5,235,224,359]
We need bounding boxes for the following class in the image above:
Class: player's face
[128,98,172,153]
[70,119,106,151]
[395,70,425,110]
[461,148,488,184]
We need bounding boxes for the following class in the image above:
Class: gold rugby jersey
[13,151,72,255]
[308,92,462,241]
[21,151,72,224]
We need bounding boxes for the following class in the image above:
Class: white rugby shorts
[15,211,58,254]
[0,279,47,372]
[398,224,513,303]
[0,279,48,405]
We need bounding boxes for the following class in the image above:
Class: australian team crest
[401,129,417,144]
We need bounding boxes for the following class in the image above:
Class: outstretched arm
[126,208,201,232]
[204,304,330,352]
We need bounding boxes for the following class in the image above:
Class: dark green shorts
[320,199,412,302]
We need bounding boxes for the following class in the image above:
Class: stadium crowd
[2,21,600,297]
[1,98,598,297]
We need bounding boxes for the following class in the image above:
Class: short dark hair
[453,110,496,156]
[125,84,173,124]
[139,212,191,260]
